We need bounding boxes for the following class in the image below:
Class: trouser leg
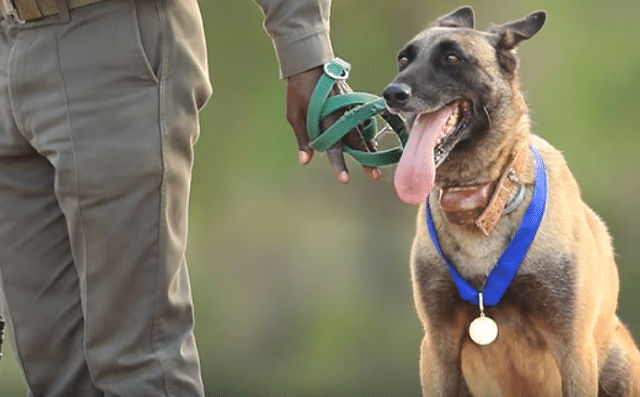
[0,0,211,395]
[49,1,211,395]
[0,152,102,397]
[0,12,101,397]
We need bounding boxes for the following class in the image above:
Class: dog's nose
[383,83,412,109]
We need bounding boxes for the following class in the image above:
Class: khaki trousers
[0,0,211,395]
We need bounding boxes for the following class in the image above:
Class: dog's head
[384,7,546,204]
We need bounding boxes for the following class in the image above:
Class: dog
[383,7,640,396]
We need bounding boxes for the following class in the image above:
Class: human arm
[254,0,380,182]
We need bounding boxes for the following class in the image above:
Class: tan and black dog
[383,6,640,396]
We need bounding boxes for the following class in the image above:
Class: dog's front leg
[419,329,471,397]
[553,340,599,396]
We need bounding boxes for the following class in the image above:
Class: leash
[307,58,408,167]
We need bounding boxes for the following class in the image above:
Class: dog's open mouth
[434,100,472,166]
[394,99,472,204]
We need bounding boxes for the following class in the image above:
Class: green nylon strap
[307,58,407,167]
[321,93,380,141]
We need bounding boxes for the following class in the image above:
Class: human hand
[285,66,381,183]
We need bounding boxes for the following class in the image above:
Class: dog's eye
[445,53,462,64]
[398,56,409,69]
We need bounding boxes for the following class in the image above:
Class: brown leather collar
[439,147,527,235]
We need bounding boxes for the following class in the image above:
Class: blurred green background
[2,0,639,396]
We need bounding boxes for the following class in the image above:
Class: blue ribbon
[425,145,547,307]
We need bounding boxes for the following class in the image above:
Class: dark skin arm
[286,66,381,183]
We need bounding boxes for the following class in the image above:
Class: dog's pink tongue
[394,106,455,204]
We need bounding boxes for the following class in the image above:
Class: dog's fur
[384,7,640,396]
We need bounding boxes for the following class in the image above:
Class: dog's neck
[438,145,527,235]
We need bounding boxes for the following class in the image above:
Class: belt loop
[2,0,26,25]
[57,0,70,23]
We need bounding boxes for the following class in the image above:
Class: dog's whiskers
[483,106,493,127]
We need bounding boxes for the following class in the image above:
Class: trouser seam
[54,30,96,387]
[149,0,175,395]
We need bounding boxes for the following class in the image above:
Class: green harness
[306,58,408,167]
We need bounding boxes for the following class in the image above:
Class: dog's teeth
[443,106,460,134]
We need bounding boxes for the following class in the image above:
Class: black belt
[1,0,105,23]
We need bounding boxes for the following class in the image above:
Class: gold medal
[469,293,498,345]
[469,316,498,345]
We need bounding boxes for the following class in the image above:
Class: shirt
[253,0,335,78]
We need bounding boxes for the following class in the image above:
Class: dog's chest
[459,308,563,396]
[413,250,576,333]
[414,252,574,395]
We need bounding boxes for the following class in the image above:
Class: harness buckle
[323,58,351,81]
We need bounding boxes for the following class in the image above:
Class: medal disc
[469,316,498,345]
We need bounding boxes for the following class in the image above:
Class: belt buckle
[1,0,26,24]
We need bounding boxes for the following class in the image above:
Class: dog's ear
[490,11,546,74]
[434,6,475,29]
[491,11,546,51]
